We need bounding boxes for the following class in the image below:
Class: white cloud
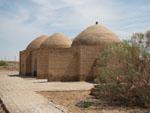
[0,0,150,60]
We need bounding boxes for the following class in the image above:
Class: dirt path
[0,71,94,113]
[0,71,69,113]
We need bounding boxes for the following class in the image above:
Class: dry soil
[40,91,150,113]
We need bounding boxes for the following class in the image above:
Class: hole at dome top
[95,21,99,25]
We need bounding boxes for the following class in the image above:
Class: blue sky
[0,0,150,61]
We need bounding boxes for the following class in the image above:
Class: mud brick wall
[37,49,49,79]
[78,45,102,81]
[31,50,38,76]
[48,48,78,81]
[20,45,102,81]
[20,50,32,75]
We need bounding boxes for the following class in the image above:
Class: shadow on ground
[8,74,36,79]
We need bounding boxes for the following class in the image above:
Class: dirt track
[0,71,93,113]
[0,71,69,113]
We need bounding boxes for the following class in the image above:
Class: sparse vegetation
[92,31,150,108]
[76,100,92,108]
[0,60,8,66]
[0,61,19,71]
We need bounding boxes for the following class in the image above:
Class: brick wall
[48,48,78,81]
[20,45,103,81]
[37,49,49,79]
[20,51,25,75]
[20,50,32,75]
[78,45,102,81]
[31,50,38,76]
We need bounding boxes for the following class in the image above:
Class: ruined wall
[37,49,49,79]
[20,50,32,75]
[78,45,102,81]
[48,48,78,81]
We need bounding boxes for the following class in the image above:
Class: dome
[26,35,48,50]
[72,24,120,46]
[40,33,72,49]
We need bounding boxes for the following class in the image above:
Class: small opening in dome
[95,21,99,25]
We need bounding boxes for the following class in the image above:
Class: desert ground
[0,62,150,113]
[40,91,150,113]
[0,61,19,71]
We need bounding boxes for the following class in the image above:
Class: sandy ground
[39,91,150,113]
[0,67,149,113]
[0,66,18,113]
[0,70,92,113]
[0,99,8,113]
[0,71,70,113]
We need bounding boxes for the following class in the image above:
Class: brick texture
[20,46,102,81]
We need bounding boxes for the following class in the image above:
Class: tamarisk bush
[92,41,150,107]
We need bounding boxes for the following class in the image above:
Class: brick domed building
[20,23,120,81]
[20,35,48,75]
[37,33,72,79]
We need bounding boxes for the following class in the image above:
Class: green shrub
[0,60,8,66]
[76,101,92,108]
[93,43,150,107]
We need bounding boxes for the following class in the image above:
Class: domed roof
[72,24,120,46]
[40,33,72,49]
[26,35,48,50]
